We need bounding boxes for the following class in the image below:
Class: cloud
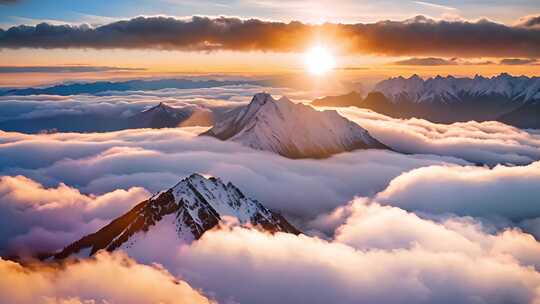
[7,196,540,304]
[1,89,539,259]
[1,15,540,58]
[499,58,537,65]
[391,57,497,66]
[166,209,540,304]
[517,15,540,28]
[375,161,540,222]
[413,1,457,11]
[0,128,462,220]
[0,65,146,73]
[393,57,458,66]
[0,84,308,129]
[0,251,212,304]
[335,107,540,166]
[0,175,149,256]
[332,199,540,269]
[1,88,540,303]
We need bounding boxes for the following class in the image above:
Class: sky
[0,0,539,86]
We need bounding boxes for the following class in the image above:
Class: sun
[304,46,335,75]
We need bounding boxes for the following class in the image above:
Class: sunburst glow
[304,46,335,75]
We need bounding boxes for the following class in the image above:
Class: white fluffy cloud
[2,88,540,303]
[335,107,540,165]
[0,251,212,304]
[0,175,149,256]
[0,128,465,221]
[78,198,540,304]
[168,204,540,304]
[375,161,540,222]
[0,85,320,124]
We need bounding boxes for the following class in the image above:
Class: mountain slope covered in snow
[202,93,389,158]
[313,74,540,127]
[53,173,300,259]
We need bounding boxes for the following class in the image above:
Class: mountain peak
[142,101,175,114]
[129,102,214,129]
[53,173,300,259]
[374,73,540,104]
[252,92,273,104]
[202,93,390,158]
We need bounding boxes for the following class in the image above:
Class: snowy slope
[202,93,389,158]
[374,73,540,104]
[53,173,299,259]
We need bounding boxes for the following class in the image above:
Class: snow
[207,93,386,157]
[171,173,272,224]
[375,74,540,104]
[57,173,298,259]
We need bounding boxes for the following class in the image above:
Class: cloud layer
[1,15,540,57]
[1,88,540,303]
[0,175,149,255]
[336,107,540,165]
[0,65,146,73]
[375,161,540,223]
[0,128,461,234]
[164,201,540,304]
[0,252,212,304]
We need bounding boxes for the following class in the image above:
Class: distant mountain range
[128,102,213,129]
[313,74,540,129]
[202,93,390,158]
[0,102,214,133]
[0,78,262,96]
[53,173,300,260]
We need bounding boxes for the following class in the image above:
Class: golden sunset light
[304,46,336,75]
[1,1,540,304]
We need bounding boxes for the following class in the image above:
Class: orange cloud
[1,15,540,58]
[0,251,213,304]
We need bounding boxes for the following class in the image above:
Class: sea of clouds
[1,86,540,304]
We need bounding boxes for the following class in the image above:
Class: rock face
[128,102,213,129]
[313,74,540,128]
[54,173,300,259]
[201,93,390,158]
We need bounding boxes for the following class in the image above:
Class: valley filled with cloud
[2,0,540,302]
[0,84,540,303]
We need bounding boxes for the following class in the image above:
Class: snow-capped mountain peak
[53,173,299,259]
[202,93,389,158]
[374,73,540,104]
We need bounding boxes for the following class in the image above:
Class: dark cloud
[1,15,540,58]
[0,65,146,73]
[393,57,458,66]
[499,58,537,65]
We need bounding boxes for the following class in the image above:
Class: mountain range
[313,74,540,128]
[128,102,214,129]
[53,173,300,260]
[202,92,390,158]
[0,78,261,96]
[0,102,214,133]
